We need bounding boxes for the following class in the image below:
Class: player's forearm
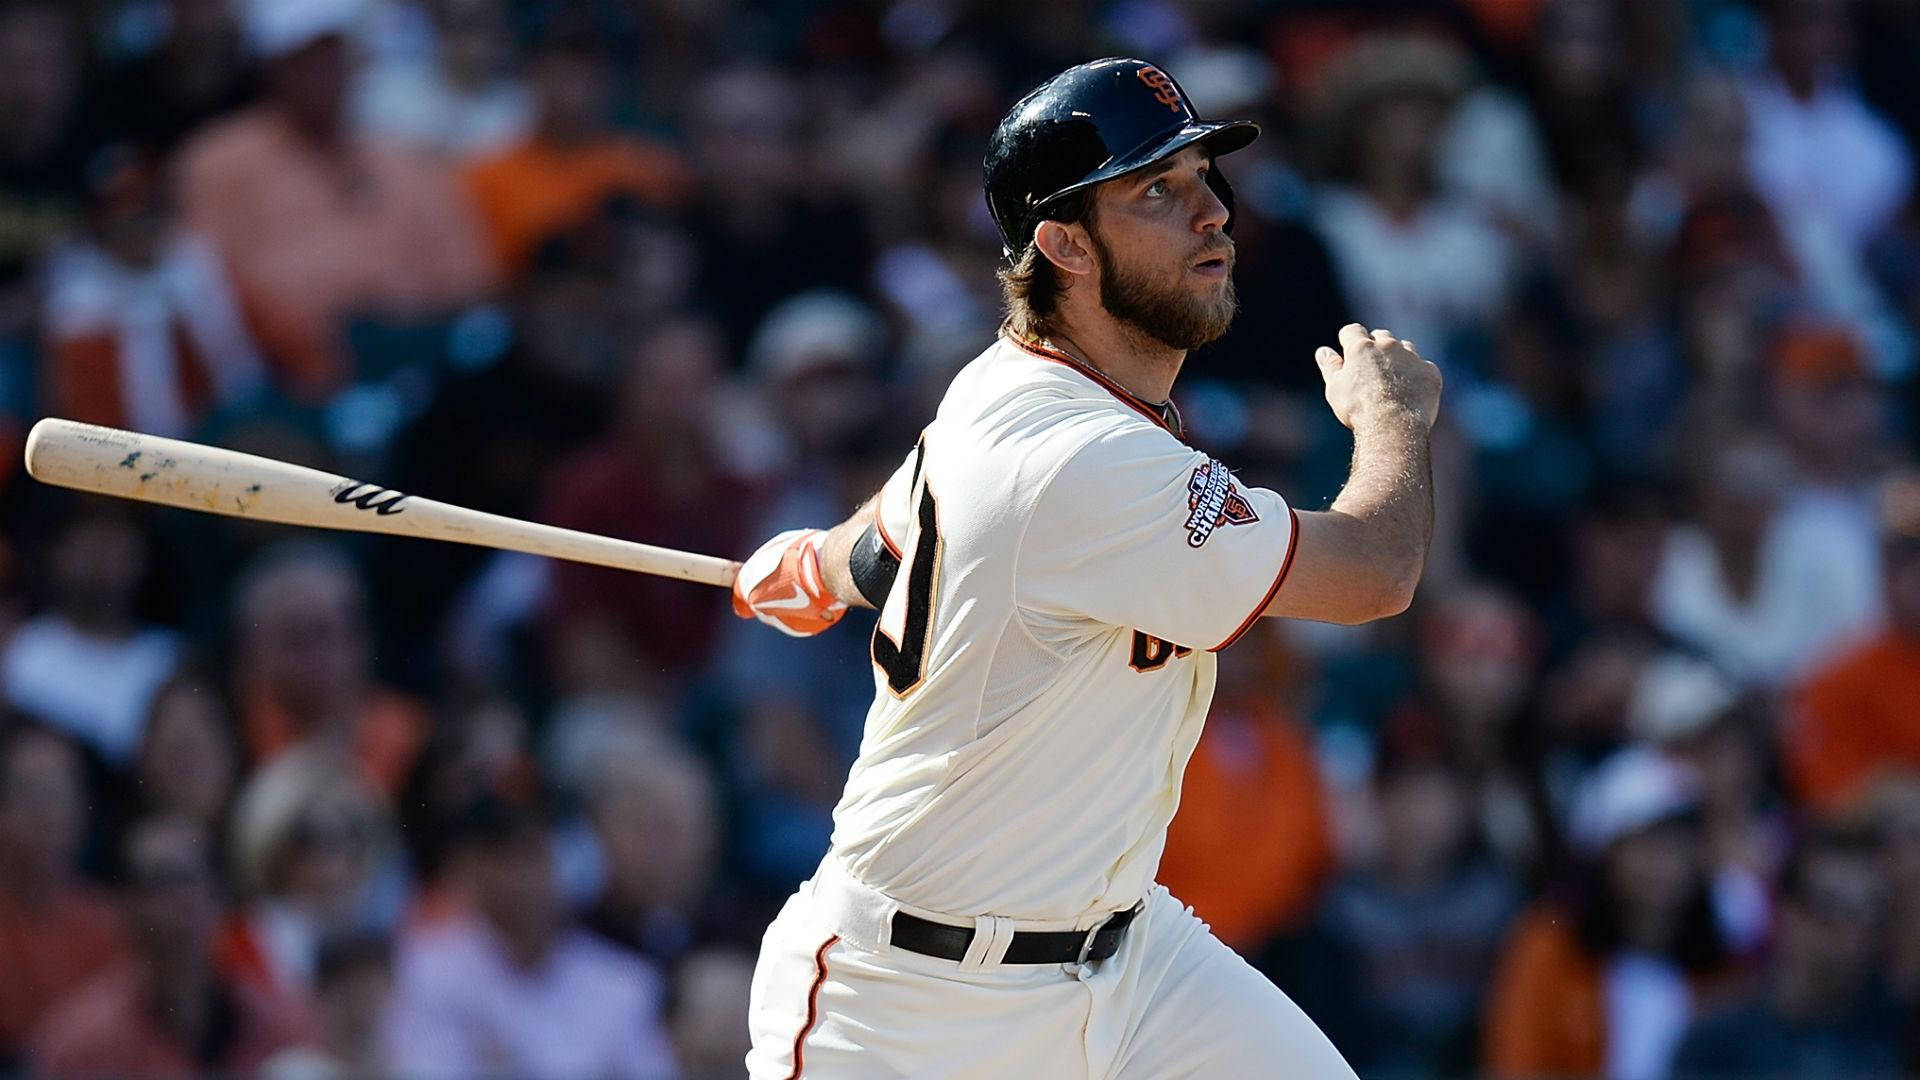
[1327,408,1433,614]
[820,494,882,609]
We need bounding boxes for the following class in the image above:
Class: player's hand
[1315,324,1443,432]
[732,529,849,637]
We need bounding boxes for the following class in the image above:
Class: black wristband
[848,522,901,608]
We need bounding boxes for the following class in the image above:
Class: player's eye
[1145,178,1169,197]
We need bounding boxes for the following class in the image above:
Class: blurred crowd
[0,0,1918,1077]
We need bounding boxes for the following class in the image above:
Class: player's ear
[1034,220,1095,278]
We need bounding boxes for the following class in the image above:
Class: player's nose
[1194,181,1229,233]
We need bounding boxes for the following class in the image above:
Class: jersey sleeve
[874,443,921,558]
[1018,421,1297,652]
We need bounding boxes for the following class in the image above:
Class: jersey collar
[1006,334,1184,438]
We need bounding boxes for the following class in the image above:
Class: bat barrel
[23,418,739,588]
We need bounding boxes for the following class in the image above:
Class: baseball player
[731,58,1441,1078]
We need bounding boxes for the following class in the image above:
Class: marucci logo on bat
[331,482,408,516]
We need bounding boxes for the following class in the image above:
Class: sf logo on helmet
[1136,66,1182,113]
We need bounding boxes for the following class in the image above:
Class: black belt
[889,901,1144,965]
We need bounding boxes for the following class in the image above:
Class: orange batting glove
[732,528,849,637]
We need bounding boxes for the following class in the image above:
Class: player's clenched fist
[732,528,849,637]
[1315,323,1443,432]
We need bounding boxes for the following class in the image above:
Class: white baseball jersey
[827,334,1299,924]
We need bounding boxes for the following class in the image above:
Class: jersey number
[1129,632,1192,672]
[873,466,941,696]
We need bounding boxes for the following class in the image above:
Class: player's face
[1085,145,1237,351]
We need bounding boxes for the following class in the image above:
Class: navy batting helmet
[984,58,1260,260]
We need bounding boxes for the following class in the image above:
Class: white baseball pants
[745,855,1359,1079]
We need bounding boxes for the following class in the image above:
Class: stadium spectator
[1628,654,1784,954]
[1433,42,1560,254]
[230,543,426,796]
[174,0,495,398]
[1742,0,1913,319]
[1,505,180,765]
[0,724,129,1067]
[1402,584,1547,872]
[462,29,690,280]
[43,142,266,438]
[220,745,406,998]
[1523,0,1639,200]
[572,724,730,968]
[745,289,893,477]
[128,670,241,837]
[1667,185,1800,453]
[391,697,538,919]
[1650,436,1878,689]
[1309,33,1516,366]
[1549,478,1672,648]
[1766,324,1892,614]
[380,797,677,1079]
[1292,714,1520,1078]
[259,933,396,1079]
[1672,830,1901,1078]
[1537,502,1673,787]
[1790,471,1920,813]
[352,0,531,156]
[1483,748,1729,1079]
[539,318,759,696]
[32,815,317,1078]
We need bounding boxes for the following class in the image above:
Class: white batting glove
[731,529,849,637]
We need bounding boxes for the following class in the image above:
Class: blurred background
[0,0,1917,1077]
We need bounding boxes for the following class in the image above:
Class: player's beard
[1088,229,1238,351]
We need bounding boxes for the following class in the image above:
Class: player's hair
[998,192,1096,343]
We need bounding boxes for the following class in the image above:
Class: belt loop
[958,915,1016,970]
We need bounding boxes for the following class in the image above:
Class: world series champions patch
[1184,459,1258,547]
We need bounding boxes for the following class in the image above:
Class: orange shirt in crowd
[1482,903,1607,1078]
[240,687,427,799]
[1789,629,1920,814]
[52,331,212,431]
[463,136,691,278]
[32,965,315,1079]
[1156,698,1334,949]
[175,108,496,398]
[0,886,128,1057]
[43,237,267,438]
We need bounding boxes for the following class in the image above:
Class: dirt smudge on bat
[119,452,141,469]
[139,472,156,482]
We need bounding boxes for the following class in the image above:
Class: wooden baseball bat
[23,418,740,588]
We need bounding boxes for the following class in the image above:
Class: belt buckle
[1076,899,1145,966]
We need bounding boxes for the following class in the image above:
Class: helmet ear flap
[1206,164,1238,235]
